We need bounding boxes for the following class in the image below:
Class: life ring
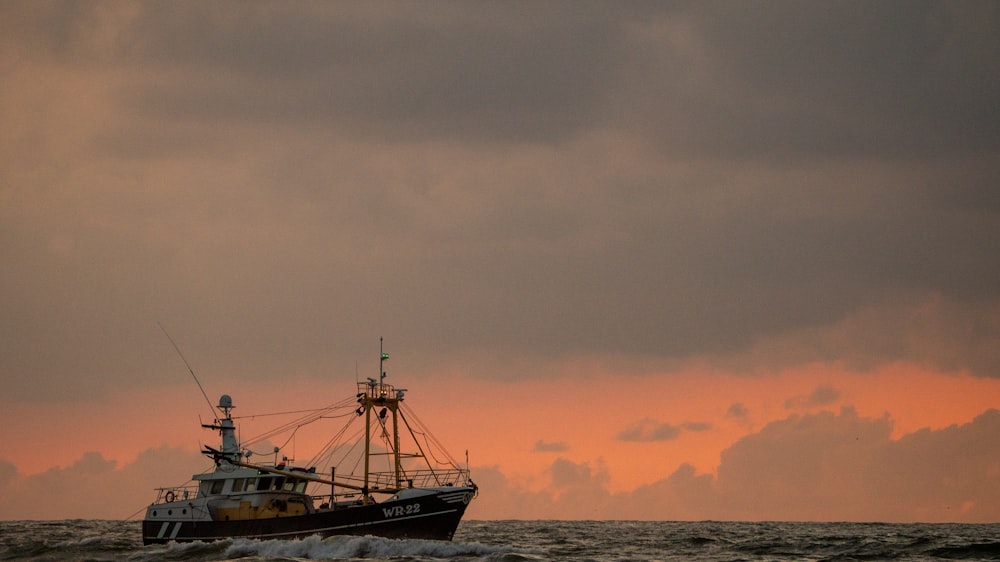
[164,490,176,503]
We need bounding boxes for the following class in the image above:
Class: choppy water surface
[1,519,998,560]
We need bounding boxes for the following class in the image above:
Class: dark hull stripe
[142,492,470,544]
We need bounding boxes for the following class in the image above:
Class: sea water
[1,519,999,560]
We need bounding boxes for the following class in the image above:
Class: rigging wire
[420,432,451,466]
[278,426,298,452]
[158,322,218,420]
[241,397,355,449]
[401,402,461,468]
[310,420,368,485]
[374,415,395,475]
[124,504,148,521]
[310,418,365,472]
[233,407,339,420]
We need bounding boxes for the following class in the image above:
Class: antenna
[158,322,218,420]
[379,336,389,390]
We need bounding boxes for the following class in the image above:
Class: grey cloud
[8,1,999,155]
[618,418,712,442]
[532,440,569,453]
[5,2,627,143]
[726,403,749,422]
[628,1,1000,160]
[711,407,1000,521]
[0,460,16,489]
[724,294,1000,378]
[109,3,630,145]
[808,386,841,407]
[619,419,681,442]
[785,385,842,410]
[0,447,208,519]
[549,457,608,491]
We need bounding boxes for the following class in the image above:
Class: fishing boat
[142,341,477,544]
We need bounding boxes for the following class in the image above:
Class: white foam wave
[127,539,227,561]
[224,534,528,559]
[52,536,104,548]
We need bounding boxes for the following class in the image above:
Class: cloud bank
[470,407,1000,522]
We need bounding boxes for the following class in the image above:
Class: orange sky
[2,358,997,521]
[5,361,996,478]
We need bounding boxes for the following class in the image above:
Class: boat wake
[130,534,537,561]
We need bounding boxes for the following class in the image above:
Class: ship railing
[153,485,199,504]
[369,468,471,490]
[357,381,397,400]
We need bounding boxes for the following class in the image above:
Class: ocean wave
[2,520,999,561]
[223,534,535,560]
[126,539,230,561]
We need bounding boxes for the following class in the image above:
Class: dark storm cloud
[624,1,1000,160]
[3,2,640,145]
[105,2,634,145]
[9,1,1000,154]
[2,1,1000,403]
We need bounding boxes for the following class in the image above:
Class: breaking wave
[224,534,533,559]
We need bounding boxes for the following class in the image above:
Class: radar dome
[218,394,234,409]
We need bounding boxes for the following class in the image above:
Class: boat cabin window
[238,475,306,493]
[199,479,226,496]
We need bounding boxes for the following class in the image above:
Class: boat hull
[142,487,473,545]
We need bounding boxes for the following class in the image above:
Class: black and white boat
[142,341,477,544]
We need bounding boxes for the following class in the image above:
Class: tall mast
[392,405,402,488]
[378,336,403,488]
[379,338,402,488]
[363,388,371,501]
[363,338,393,502]
[355,338,408,498]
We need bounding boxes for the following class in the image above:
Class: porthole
[182,509,187,515]
[152,511,157,517]
[168,509,173,515]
